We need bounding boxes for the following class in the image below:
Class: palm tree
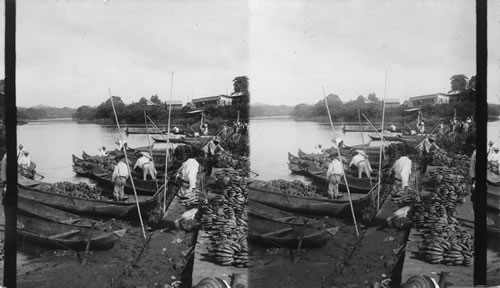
[449,74,468,93]
[232,76,249,95]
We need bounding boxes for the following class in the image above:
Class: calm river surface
[249,116,384,181]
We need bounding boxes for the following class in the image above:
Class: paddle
[81,222,95,265]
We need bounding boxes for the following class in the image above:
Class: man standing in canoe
[112,153,130,201]
[349,150,372,179]
[326,153,344,199]
[133,151,157,181]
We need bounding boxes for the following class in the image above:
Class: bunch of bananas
[418,234,473,266]
[386,143,417,161]
[36,182,112,201]
[391,187,420,207]
[257,179,325,199]
[200,169,248,268]
[215,152,250,173]
[430,150,453,166]
[174,145,195,162]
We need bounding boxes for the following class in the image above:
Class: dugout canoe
[91,169,165,196]
[248,180,372,217]
[248,212,335,248]
[16,213,126,251]
[305,166,375,194]
[17,197,113,230]
[296,148,382,167]
[82,150,168,170]
[367,134,404,141]
[17,176,162,219]
[151,134,187,142]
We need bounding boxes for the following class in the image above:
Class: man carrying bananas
[390,154,412,192]
[176,158,200,198]
[417,135,440,174]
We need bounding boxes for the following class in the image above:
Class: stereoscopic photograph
[0,0,486,287]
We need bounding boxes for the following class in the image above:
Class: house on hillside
[409,93,449,107]
[401,100,412,108]
[191,95,233,109]
[230,91,249,105]
[383,98,400,109]
[448,90,476,104]
[164,100,183,110]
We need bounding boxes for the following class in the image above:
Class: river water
[249,116,384,181]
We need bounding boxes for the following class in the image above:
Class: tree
[150,94,162,105]
[367,93,379,103]
[325,93,342,105]
[468,75,476,90]
[449,74,468,93]
[232,76,249,95]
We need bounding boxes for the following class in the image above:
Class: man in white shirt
[18,150,31,170]
[331,138,346,150]
[417,135,440,173]
[17,144,24,160]
[391,155,412,192]
[133,152,157,181]
[326,154,344,199]
[488,140,496,160]
[176,158,200,198]
[314,144,324,155]
[389,124,397,132]
[349,150,372,179]
[98,146,108,157]
[111,154,130,201]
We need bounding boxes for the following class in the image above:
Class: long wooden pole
[358,106,372,187]
[144,111,158,191]
[361,113,389,145]
[163,72,174,213]
[108,88,146,239]
[377,71,388,211]
[322,87,359,237]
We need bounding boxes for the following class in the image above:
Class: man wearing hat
[202,137,225,176]
[417,135,440,174]
[349,150,372,179]
[18,150,31,170]
[111,153,130,201]
[326,153,344,199]
[488,140,496,160]
[133,151,157,181]
[98,146,108,157]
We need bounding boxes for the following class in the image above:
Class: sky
[489,0,500,104]
[0,0,483,107]
[15,0,249,108]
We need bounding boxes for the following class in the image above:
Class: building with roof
[164,100,183,110]
[191,95,233,109]
[229,91,249,105]
[383,98,400,109]
[409,93,450,107]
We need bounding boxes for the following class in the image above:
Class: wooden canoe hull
[248,181,371,217]
[16,214,126,251]
[248,214,331,248]
[305,166,374,194]
[17,184,160,219]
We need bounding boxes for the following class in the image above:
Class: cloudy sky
[15,0,249,108]
[0,0,485,107]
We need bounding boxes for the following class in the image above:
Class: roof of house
[409,93,449,101]
[165,100,183,106]
[192,95,233,103]
[383,98,400,104]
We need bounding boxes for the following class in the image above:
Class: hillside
[250,103,294,117]
[18,106,77,120]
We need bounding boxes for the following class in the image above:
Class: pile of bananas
[215,152,250,173]
[410,172,474,266]
[258,179,326,199]
[178,188,207,208]
[418,227,474,266]
[391,187,420,207]
[429,167,470,202]
[430,150,453,166]
[488,161,499,175]
[81,155,116,171]
[386,143,417,160]
[36,181,112,201]
[450,154,473,176]
[174,145,195,162]
[200,169,248,268]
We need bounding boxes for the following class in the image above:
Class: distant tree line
[291,75,477,123]
[18,106,76,120]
